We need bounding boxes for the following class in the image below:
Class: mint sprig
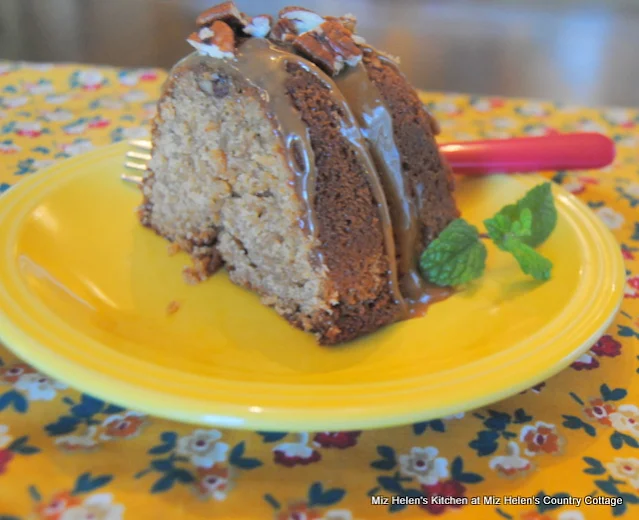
[419,219,487,286]
[490,182,557,247]
[419,182,557,286]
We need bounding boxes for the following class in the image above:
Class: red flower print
[140,71,158,81]
[520,512,553,520]
[622,248,635,260]
[621,121,636,129]
[0,449,14,475]
[35,490,82,520]
[313,431,361,449]
[519,422,564,456]
[273,433,322,467]
[16,129,42,138]
[88,118,110,129]
[276,502,322,520]
[571,354,600,371]
[193,464,230,500]
[625,276,639,299]
[99,411,146,440]
[584,398,617,426]
[420,479,466,515]
[490,98,505,108]
[591,335,622,358]
[0,362,36,384]
[274,448,321,467]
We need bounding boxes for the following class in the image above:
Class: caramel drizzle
[227,38,405,310]
[333,63,431,311]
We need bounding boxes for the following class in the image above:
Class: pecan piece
[319,20,362,66]
[293,32,344,76]
[325,13,357,33]
[279,6,324,34]
[196,1,247,30]
[187,20,236,59]
[243,14,273,38]
[270,18,298,43]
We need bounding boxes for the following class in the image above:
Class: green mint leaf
[512,208,533,238]
[485,207,533,250]
[491,182,557,248]
[503,238,553,281]
[419,219,487,286]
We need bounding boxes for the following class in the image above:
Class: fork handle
[439,132,616,175]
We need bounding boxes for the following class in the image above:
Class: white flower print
[14,373,67,401]
[61,139,95,156]
[77,69,104,89]
[26,83,54,95]
[55,426,99,452]
[604,108,632,125]
[0,425,12,449]
[1,96,28,109]
[517,101,547,117]
[595,207,624,229]
[43,109,74,122]
[121,126,149,139]
[398,446,448,485]
[606,457,639,490]
[46,94,71,105]
[59,493,124,520]
[0,142,21,154]
[176,429,229,468]
[489,441,532,478]
[323,510,355,520]
[121,90,148,103]
[274,432,320,465]
[558,511,585,520]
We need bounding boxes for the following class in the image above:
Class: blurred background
[1,0,639,107]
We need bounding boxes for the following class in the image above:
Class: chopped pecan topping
[187,20,236,59]
[244,14,273,38]
[279,6,324,34]
[292,19,363,75]
[270,18,298,42]
[319,20,362,66]
[196,1,247,29]
[293,32,344,76]
[325,13,357,33]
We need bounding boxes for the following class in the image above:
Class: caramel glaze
[333,61,444,314]
[228,37,405,311]
[190,37,448,320]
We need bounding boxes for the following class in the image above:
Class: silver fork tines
[121,139,153,185]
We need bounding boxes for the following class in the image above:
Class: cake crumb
[167,243,182,256]
[166,300,181,315]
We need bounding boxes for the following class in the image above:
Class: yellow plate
[0,142,625,431]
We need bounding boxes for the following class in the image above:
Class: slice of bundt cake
[138,2,459,345]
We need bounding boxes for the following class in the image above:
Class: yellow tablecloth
[0,60,638,520]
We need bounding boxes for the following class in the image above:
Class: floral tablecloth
[0,60,638,520]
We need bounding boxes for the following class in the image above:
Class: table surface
[1,0,639,107]
[0,56,638,519]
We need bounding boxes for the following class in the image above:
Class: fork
[121,132,615,184]
[121,139,152,185]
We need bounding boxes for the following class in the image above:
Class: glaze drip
[229,38,405,310]
[334,62,432,311]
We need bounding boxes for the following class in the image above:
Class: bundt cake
[138,2,459,345]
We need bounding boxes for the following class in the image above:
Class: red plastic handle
[439,132,616,175]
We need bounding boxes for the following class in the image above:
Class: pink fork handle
[439,132,616,175]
